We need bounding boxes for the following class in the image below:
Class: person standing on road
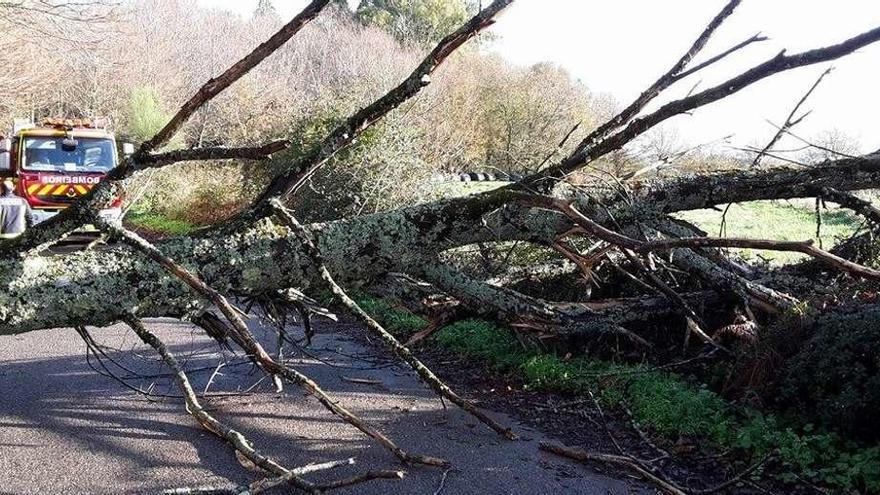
[0,178,33,239]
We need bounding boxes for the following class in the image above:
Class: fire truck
[0,117,133,224]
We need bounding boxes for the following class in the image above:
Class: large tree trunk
[4,156,880,336]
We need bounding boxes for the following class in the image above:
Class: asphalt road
[0,318,645,494]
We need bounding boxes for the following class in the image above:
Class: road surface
[0,318,645,494]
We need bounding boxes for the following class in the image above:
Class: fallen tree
[3,0,880,491]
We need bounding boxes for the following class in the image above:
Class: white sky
[198,0,880,153]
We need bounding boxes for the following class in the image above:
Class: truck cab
[0,118,130,224]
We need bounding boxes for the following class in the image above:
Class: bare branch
[137,140,291,170]
[762,120,858,160]
[270,199,517,440]
[523,24,880,189]
[673,32,768,82]
[163,460,398,495]
[816,187,880,225]
[539,442,687,495]
[618,250,723,350]
[569,0,743,159]
[537,121,582,169]
[123,317,319,494]
[752,67,833,167]
[260,0,514,201]
[637,236,880,280]
[313,470,406,491]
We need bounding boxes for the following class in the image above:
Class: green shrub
[356,0,471,45]
[353,294,427,337]
[781,309,880,440]
[123,86,177,145]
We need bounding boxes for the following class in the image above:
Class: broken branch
[99,219,445,467]
[271,199,517,440]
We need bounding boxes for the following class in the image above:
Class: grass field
[676,200,861,264]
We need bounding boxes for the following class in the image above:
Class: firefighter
[0,178,32,238]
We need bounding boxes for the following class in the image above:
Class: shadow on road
[0,320,641,494]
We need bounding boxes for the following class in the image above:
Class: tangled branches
[3,0,880,491]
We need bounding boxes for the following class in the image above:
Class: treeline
[1,0,618,220]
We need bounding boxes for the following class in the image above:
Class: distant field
[429,180,508,198]
[676,200,861,264]
[433,182,863,264]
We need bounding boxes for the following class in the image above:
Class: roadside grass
[676,200,861,264]
[434,319,880,492]
[354,293,880,492]
[124,211,197,236]
[351,294,428,337]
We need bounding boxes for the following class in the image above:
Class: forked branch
[98,219,446,467]
[123,316,319,494]
[522,23,880,189]
[752,67,833,167]
[271,199,517,440]
[570,0,745,158]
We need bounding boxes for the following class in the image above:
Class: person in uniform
[0,178,33,238]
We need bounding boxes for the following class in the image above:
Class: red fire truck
[0,117,132,224]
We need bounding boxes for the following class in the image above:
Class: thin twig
[540,442,687,495]
[123,317,319,494]
[752,67,833,168]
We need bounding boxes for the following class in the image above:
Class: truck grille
[26,183,93,203]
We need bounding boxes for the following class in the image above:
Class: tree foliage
[124,86,173,143]
[355,0,472,44]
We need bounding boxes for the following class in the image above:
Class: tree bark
[4,155,877,335]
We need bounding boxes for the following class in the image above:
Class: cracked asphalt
[0,318,645,494]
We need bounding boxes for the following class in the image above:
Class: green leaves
[124,86,177,146]
[356,0,471,45]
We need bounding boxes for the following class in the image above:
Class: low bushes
[781,309,880,442]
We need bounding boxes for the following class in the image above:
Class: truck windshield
[22,137,116,173]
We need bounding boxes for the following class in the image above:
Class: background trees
[354,0,472,45]
[1,0,608,223]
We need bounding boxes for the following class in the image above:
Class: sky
[197,0,880,154]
